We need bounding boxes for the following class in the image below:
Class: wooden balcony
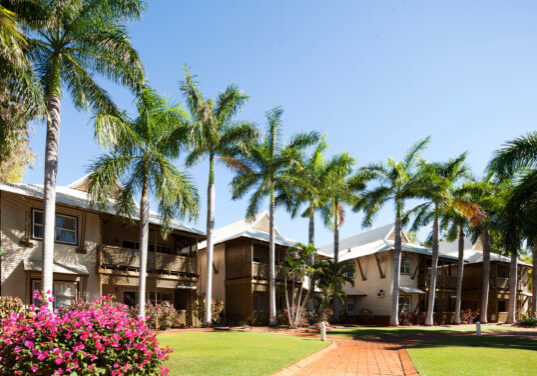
[99,245,197,276]
[252,262,301,282]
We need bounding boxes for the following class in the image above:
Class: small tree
[280,243,317,328]
[312,259,355,322]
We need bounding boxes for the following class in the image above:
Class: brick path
[276,338,418,376]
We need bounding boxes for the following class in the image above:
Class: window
[498,300,507,312]
[345,264,355,278]
[32,210,77,244]
[124,291,138,306]
[401,258,412,275]
[32,280,78,309]
[399,295,411,313]
[497,265,509,279]
[346,301,355,314]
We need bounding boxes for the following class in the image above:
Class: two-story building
[197,212,297,325]
[318,224,532,324]
[439,238,532,322]
[318,224,459,325]
[0,176,205,318]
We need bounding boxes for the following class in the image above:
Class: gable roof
[198,211,296,249]
[0,180,204,236]
[318,224,458,262]
[439,238,531,267]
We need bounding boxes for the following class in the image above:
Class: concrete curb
[271,341,338,376]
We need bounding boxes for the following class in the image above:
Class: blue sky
[24,1,537,246]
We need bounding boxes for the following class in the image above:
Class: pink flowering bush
[0,291,171,375]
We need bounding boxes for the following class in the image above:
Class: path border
[272,341,338,376]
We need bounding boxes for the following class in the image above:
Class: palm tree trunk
[307,203,315,312]
[425,204,440,326]
[454,225,465,325]
[333,201,341,323]
[268,184,277,326]
[506,242,518,324]
[204,155,215,326]
[480,229,491,323]
[138,177,149,318]
[531,245,537,318]
[391,215,402,326]
[42,93,61,310]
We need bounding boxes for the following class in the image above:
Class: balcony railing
[252,262,303,282]
[100,245,197,275]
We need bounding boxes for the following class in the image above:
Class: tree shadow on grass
[326,328,456,340]
[405,335,537,352]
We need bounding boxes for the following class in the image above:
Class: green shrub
[0,296,24,320]
[517,313,537,327]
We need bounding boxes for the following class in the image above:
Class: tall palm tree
[440,185,482,324]
[0,2,43,177]
[462,178,500,324]
[488,133,537,322]
[282,137,328,249]
[227,107,319,325]
[408,153,469,326]
[354,137,430,326]
[321,153,362,265]
[180,67,257,326]
[6,0,145,306]
[87,89,199,318]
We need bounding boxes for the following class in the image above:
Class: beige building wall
[0,191,101,303]
[345,250,422,317]
[197,243,226,303]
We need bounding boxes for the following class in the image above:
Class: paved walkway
[275,338,418,376]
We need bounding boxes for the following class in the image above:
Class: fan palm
[227,107,319,325]
[354,137,430,326]
[5,0,145,303]
[180,67,257,326]
[87,89,199,318]
[408,153,469,326]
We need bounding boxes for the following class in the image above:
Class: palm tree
[462,178,500,324]
[440,185,482,324]
[321,153,363,264]
[87,89,199,318]
[354,137,430,326]
[227,107,319,325]
[488,133,537,322]
[281,137,328,249]
[0,3,43,178]
[180,67,257,326]
[408,153,469,326]
[5,0,145,303]
[312,259,355,315]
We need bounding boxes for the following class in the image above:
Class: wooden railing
[252,262,288,280]
[100,245,197,275]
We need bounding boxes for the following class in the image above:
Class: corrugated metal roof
[198,212,296,249]
[318,223,458,262]
[0,182,204,236]
[439,238,531,266]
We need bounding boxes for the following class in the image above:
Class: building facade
[197,212,297,325]
[0,177,204,319]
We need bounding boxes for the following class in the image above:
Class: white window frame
[32,280,78,309]
[401,258,412,275]
[32,209,77,245]
[399,295,411,313]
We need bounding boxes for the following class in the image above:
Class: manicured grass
[325,324,512,339]
[407,336,537,376]
[157,331,329,376]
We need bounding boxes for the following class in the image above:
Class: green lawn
[157,331,329,376]
[407,336,537,376]
[325,324,512,339]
